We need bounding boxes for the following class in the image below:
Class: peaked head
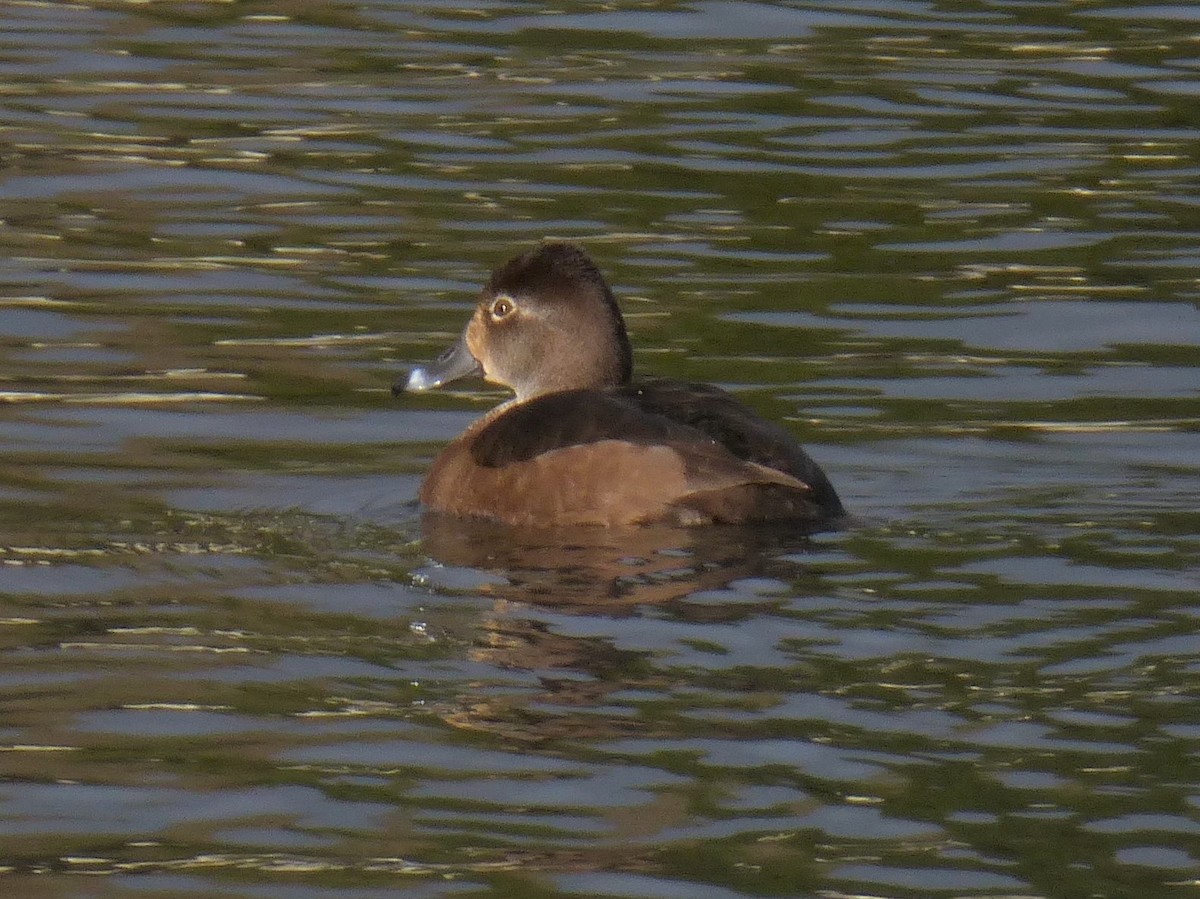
[400,243,633,402]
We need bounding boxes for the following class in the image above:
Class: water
[1,1,1198,897]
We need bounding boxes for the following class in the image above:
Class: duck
[396,242,844,529]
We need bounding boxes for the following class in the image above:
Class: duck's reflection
[421,512,834,741]
[419,513,845,748]
[421,511,826,614]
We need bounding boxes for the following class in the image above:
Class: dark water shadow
[420,511,835,614]
[418,513,844,744]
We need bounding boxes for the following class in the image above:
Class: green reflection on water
[0,0,1198,896]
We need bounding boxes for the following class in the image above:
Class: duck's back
[616,379,844,517]
[419,379,844,528]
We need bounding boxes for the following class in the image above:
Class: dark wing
[617,379,844,517]
[470,381,843,519]
[469,388,701,467]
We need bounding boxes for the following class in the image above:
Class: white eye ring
[490,296,515,319]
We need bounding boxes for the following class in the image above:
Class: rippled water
[1,1,1198,897]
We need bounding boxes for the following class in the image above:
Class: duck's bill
[396,330,482,395]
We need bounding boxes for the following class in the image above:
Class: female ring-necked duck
[396,242,844,529]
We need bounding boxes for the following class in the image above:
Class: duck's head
[398,242,633,402]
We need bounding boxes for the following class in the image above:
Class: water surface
[1,2,1198,898]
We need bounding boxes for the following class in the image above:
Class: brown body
[400,244,844,530]
[422,415,823,528]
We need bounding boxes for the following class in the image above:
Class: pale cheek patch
[465,312,498,382]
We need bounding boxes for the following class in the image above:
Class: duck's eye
[489,297,515,319]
